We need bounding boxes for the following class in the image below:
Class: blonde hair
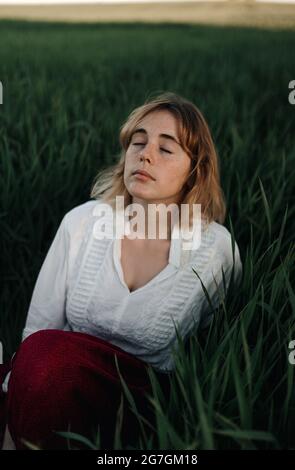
[90,91,226,230]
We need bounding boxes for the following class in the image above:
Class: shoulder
[210,221,243,283]
[209,221,240,254]
[62,199,103,236]
[191,220,243,285]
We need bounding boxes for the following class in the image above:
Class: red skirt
[0,329,171,450]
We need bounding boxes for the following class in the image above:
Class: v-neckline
[112,236,176,296]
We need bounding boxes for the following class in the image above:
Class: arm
[2,201,97,394]
[22,213,70,341]
[198,236,243,330]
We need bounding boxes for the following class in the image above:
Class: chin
[128,186,152,198]
[129,193,150,202]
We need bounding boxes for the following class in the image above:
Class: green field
[1,2,295,29]
[0,19,294,450]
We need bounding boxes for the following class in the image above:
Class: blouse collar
[92,201,204,269]
[169,217,203,268]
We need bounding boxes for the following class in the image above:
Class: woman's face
[124,109,192,207]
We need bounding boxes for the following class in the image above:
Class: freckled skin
[120,109,193,292]
[124,109,192,211]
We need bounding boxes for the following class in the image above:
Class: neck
[127,198,180,240]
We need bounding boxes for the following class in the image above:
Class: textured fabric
[2,329,171,450]
[2,198,243,392]
[22,200,242,370]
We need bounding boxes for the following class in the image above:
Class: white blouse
[2,198,243,392]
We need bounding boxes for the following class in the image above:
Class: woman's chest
[65,232,202,351]
[120,236,171,293]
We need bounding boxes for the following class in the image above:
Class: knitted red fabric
[0,330,171,450]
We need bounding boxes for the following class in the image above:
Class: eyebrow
[131,128,181,147]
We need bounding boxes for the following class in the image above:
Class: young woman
[0,91,242,450]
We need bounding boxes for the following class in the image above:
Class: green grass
[0,19,294,450]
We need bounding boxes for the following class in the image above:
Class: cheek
[124,152,132,171]
[123,162,130,184]
[180,158,192,182]
[168,162,191,184]
[125,150,136,167]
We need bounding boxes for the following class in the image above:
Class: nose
[140,154,150,163]
[138,142,156,163]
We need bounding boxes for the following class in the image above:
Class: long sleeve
[22,214,70,342]
[198,236,243,330]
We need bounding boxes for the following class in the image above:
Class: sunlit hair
[90,91,226,229]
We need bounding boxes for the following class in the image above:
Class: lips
[132,170,155,180]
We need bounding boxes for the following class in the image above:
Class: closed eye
[132,143,172,154]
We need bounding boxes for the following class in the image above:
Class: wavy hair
[90,91,226,230]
